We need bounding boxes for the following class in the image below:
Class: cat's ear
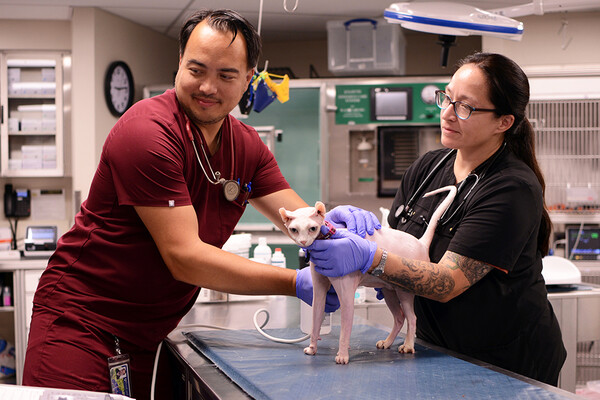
[279,207,291,224]
[315,201,327,217]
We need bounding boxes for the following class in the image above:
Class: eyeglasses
[435,90,497,120]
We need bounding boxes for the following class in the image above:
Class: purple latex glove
[295,268,340,313]
[306,229,377,277]
[375,288,384,301]
[325,205,381,238]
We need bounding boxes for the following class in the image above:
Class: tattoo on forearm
[385,258,455,298]
[383,251,493,300]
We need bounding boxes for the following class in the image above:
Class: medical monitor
[370,87,412,121]
[566,226,600,260]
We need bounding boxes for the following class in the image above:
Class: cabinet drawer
[24,269,43,293]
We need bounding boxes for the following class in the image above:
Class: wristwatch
[370,249,388,277]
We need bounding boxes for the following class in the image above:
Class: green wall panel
[238,87,321,225]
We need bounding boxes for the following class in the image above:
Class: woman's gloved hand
[295,268,340,313]
[306,229,377,277]
[375,288,384,301]
[325,205,381,238]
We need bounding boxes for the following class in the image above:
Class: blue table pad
[184,325,575,400]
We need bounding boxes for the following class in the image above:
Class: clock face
[104,61,134,117]
[421,84,439,105]
[110,66,131,113]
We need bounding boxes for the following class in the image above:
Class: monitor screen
[370,87,412,121]
[566,227,600,260]
[26,226,57,243]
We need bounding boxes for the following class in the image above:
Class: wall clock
[104,61,134,117]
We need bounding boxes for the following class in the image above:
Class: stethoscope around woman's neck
[184,114,241,201]
[395,143,506,227]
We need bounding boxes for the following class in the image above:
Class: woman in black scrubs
[307,52,567,385]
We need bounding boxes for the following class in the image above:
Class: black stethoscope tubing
[184,115,241,202]
[395,143,506,227]
[395,148,456,223]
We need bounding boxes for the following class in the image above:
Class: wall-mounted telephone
[4,184,31,218]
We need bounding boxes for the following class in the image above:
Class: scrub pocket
[23,307,113,392]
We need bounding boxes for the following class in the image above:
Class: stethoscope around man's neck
[395,143,506,227]
[184,115,241,201]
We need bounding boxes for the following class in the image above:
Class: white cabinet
[0,262,47,385]
[0,270,16,384]
[0,52,67,177]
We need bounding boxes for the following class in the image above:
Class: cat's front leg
[304,263,330,356]
[330,272,362,364]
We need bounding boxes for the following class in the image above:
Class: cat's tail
[418,185,457,249]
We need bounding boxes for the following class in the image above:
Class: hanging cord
[568,221,585,260]
[151,323,230,400]
[284,0,299,12]
[257,0,264,36]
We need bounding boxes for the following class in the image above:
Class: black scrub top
[388,147,566,385]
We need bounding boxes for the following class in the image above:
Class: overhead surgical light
[384,2,524,40]
[384,2,524,66]
[385,1,600,67]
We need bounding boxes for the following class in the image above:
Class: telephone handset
[4,184,31,218]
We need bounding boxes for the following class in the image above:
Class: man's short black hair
[179,9,262,70]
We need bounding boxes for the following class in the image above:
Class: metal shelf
[549,212,600,225]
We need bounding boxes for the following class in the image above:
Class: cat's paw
[304,345,317,355]
[398,343,415,353]
[376,339,391,349]
[335,352,350,364]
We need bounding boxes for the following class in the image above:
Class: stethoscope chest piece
[223,179,241,201]
[395,204,413,224]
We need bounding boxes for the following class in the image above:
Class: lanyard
[184,115,241,202]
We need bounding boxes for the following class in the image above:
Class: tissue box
[8,118,19,132]
[7,68,20,83]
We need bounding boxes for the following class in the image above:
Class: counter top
[0,257,48,271]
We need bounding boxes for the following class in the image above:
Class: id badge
[108,353,132,397]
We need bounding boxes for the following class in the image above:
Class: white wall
[262,30,481,78]
[482,11,600,73]
[0,9,178,238]
[262,11,600,79]
[71,7,178,203]
[0,19,70,50]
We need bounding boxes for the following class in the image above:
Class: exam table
[156,296,583,400]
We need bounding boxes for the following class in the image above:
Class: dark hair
[179,9,262,70]
[457,52,551,256]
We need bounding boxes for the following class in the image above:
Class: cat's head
[279,201,326,247]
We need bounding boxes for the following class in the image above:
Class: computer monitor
[566,226,600,260]
[370,87,413,121]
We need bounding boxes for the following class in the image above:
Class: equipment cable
[150,308,309,400]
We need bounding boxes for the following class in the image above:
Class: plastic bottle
[2,286,11,307]
[253,237,272,264]
[271,248,286,268]
[301,301,331,335]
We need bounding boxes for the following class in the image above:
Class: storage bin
[327,18,406,76]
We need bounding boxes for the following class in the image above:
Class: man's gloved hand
[306,229,377,277]
[295,268,340,313]
[325,205,381,238]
